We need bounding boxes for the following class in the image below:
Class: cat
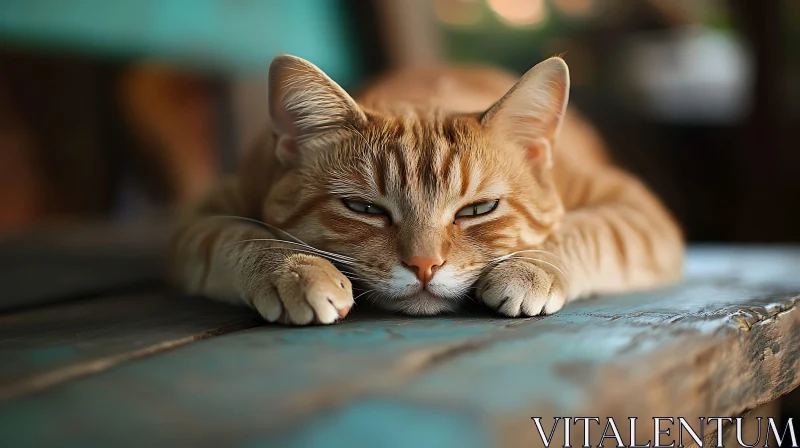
[167,54,684,325]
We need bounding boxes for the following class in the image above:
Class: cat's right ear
[268,54,365,166]
[480,57,570,170]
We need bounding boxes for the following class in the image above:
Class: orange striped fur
[168,55,684,325]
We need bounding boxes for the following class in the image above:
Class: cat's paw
[249,254,353,325]
[477,258,567,317]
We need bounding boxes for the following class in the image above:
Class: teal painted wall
[0,0,360,85]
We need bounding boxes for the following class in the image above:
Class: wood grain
[0,246,797,447]
[0,291,260,401]
[0,221,167,312]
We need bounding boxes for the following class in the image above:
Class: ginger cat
[168,54,684,325]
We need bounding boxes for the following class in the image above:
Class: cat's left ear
[268,54,366,166]
[481,57,570,169]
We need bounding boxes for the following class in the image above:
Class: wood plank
[0,221,167,311]
[0,290,260,400]
[0,246,799,447]
[697,401,780,448]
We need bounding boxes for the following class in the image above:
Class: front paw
[477,258,567,317]
[249,254,353,325]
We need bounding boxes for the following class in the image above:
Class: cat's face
[264,55,569,315]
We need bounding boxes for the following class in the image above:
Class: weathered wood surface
[0,221,167,311]
[699,401,780,448]
[0,291,259,401]
[0,246,799,447]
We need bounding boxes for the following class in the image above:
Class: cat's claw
[249,254,354,325]
[477,258,567,317]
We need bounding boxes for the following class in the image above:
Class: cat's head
[264,54,569,315]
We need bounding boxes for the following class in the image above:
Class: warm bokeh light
[552,0,595,17]
[487,0,548,27]
[434,0,484,26]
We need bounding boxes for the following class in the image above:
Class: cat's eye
[455,200,499,218]
[342,199,387,216]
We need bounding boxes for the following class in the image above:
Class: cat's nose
[404,255,445,286]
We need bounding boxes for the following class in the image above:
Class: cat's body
[168,55,684,325]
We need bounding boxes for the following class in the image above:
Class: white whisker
[203,215,305,244]
[248,247,358,266]
[353,289,376,301]
[487,249,560,264]
[502,256,570,284]
[224,238,355,261]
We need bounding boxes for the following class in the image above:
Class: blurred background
[0,0,798,242]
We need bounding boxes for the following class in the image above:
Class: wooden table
[0,230,798,447]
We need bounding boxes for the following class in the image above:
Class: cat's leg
[168,178,354,325]
[478,168,684,317]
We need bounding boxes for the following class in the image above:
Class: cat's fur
[168,54,684,325]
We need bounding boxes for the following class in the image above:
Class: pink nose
[404,255,445,286]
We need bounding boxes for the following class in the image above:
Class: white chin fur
[365,265,474,315]
[381,294,457,315]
